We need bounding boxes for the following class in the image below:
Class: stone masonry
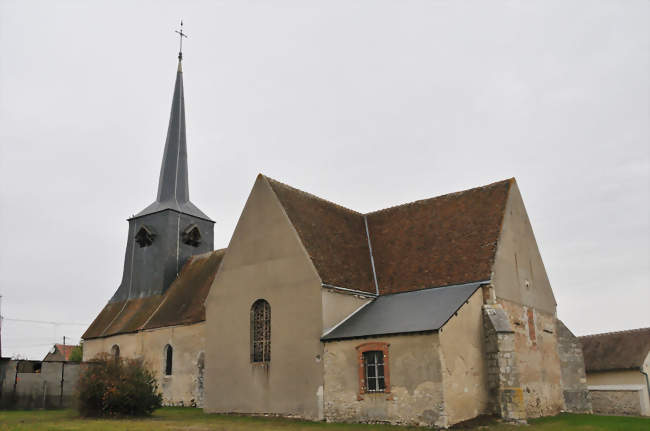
[483,305,526,423]
[556,320,592,413]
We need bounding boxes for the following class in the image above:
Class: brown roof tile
[366,179,512,294]
[266,176,512,295]
[100,295,164,336]
[83,300,127,339]
[144,249,225,330]
[266,177,376,294]
[83,249,225,339]
[579,328,650,372]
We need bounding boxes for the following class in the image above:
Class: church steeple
[133,38,210,221]
[156,58,189,204]
[109,27,215,303]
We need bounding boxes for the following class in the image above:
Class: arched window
[111,345,120,361]
[250,299,271,363]
[164,344,173,375]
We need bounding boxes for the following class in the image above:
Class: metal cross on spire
[175,20,188,61]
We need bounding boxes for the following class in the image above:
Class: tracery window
[164,344,173,375]
[250,299,271,363]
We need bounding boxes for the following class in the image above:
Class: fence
[0,359,81,409]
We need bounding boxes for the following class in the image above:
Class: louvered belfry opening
[250,299,271,363]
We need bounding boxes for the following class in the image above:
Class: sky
[0,0,648,360]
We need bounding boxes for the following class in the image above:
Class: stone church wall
[83,322,206,407]
[438,289,489,425]
[556,320,592,413]
[499,299,564,418]
[323,333,445,427]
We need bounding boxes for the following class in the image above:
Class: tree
[69,344,83,362]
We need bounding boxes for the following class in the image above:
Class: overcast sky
[1,1,648,360]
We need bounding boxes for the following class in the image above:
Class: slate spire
[134,53,211,221]
[157,58,189,204]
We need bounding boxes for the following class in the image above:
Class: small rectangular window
[363,351,385,392]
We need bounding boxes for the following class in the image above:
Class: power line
[1,317,89,326]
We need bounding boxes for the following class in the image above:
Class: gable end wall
[204,175,324,419]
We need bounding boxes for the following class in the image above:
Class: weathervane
[175,20,188,61]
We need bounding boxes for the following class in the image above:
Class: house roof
[53,344,77,361]
[266,176,512,295]
[579,328,650,372]
[83,249,224,339]
[321,281,484,341]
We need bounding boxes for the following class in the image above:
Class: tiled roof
[266,176,512,295]
[144,250,224,330]
[579,328,650,372]
[55,344,77,361]
[367,179,512,294]
[266,177,376,294]
[83,249,225,339]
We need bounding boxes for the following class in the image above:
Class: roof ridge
[578,327,650,338]
[365,178,514,216]
[262,174,363,216]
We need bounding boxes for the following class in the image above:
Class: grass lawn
[0,408,648,431]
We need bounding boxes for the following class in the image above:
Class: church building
[82,50,591,427]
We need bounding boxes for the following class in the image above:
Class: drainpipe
[641,367,650,401]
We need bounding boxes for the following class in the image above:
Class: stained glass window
[251,300,271,363]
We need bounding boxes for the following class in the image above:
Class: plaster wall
[323,333,446,428]
[489,180,563,418]
[491,181,556,314]
[204,175,324,420]
[322,289,372,334]
[499,299,563,418]
[439,289,489,424]
[587,365,650,416]
[82,322,206,407]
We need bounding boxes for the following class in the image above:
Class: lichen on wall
[499,299,564,418]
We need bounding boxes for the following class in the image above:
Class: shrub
[77,353,162,417]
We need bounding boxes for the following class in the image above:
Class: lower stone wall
[499,299,564,418]
[83,322,206,407]
[590,389,642,416]
[323,333,446,428]
[555,320,591,413]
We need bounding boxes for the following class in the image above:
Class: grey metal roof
[321,281,484,341]
[133,60,212,222]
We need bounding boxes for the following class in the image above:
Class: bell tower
[111,34,214,302]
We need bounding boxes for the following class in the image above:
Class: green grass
[0,408,647,431]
